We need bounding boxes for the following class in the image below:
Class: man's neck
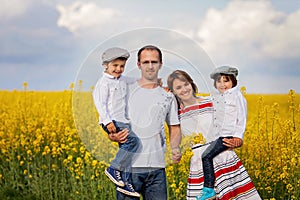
[137,79,159,89]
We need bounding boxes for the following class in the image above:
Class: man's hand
[108,128,129,144]
[169,124,182,164]
[106,122,117,133]
[172,147,182,164]
[223,137,243,149]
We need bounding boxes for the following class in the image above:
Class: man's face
[137,50,162,81]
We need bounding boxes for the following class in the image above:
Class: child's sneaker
[105,167,125,187]
[117,183,140,197]
[196,187,216,200]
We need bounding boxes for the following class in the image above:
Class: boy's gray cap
[210,66,238,79]
[102,47,130,64]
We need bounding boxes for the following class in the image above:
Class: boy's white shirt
[92,72,136,126]
[212,86,247,139]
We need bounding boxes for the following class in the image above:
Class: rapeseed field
[0,83,299,199]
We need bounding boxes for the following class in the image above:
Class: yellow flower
[42,146,50,156]
[27,150,32,156]
[92,159,98,165]
[52,164,57,171]
[80,146,86,154]
[76,157,82,164]
[286,184,294,193]
[23,82,28,90]
[191,132,206,145]
[67,155,73,161]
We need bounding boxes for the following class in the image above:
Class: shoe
[105,167,125,187]
[196,187,216,200]
[117,183,140,197]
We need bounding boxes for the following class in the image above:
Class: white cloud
[261,9,300,58]
[56,1,121,33]
[0,0,31,19]
[197,0,300,61]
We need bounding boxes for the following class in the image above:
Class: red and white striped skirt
[186,145,261,200]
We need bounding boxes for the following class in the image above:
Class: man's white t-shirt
[127,82,179,168]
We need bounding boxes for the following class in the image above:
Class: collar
[224,86,238,94]
[103,72,121,80]
[216,86,239,95]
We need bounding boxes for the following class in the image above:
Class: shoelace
[196,191,206,199]
[127,184,135,192]
[115,171,122,180]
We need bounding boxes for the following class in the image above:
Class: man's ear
[159,62,163,69]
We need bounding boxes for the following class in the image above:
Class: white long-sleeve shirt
[92,72,136,126]
[212,86,247,139]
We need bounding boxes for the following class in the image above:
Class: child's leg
[110,121,140,174]
[111,121,140,197]
[117,170,140,197]
[201,137,230,188]
[104,121,140,191]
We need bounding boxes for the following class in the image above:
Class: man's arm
[168,124,182,164]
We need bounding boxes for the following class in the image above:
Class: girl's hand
[108,128,129,144]
[223,137,243,149]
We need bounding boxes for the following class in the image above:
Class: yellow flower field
[0,84,299,200]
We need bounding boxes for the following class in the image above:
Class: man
[109,45,182,200]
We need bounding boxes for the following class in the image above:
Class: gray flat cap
[102,47,130,64]
[210,66,238,79]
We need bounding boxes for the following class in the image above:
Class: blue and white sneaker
[196,187,216,200]
[117,183,140,197]
[105,167,125,187]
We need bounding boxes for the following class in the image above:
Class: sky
[1,0,300,94]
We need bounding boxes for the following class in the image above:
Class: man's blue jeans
[116,168,167,200]
[202,136,232,188]
[102,121,140,182]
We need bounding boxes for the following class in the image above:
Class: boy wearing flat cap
[197,66,247,200]
[93,47,140,197]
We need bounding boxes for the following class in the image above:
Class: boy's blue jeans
[202,136,232,188]
[102,120,140,182]
[116,168,167,200]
